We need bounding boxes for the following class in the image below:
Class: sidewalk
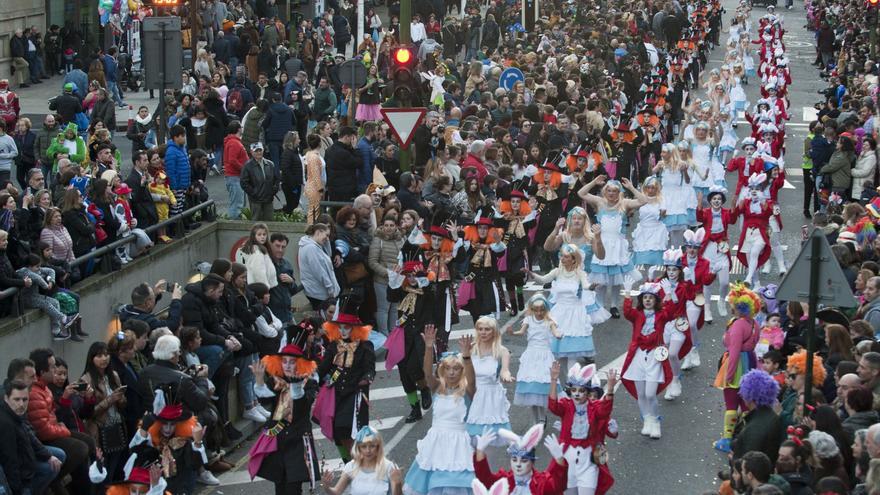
[17,73,157,131]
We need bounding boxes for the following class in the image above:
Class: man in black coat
[0,379,62,495]
[325,126,362,202]
[48,83,82,125]
[240,142,281,221]
[261,92,296,170]
[125,150,160,230]
[180,274,239,378]
[136,334,211,418]
[212,30,232,65]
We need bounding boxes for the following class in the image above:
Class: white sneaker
[664,381,676,401]
[243,407,267,423]
[255,403,272,418]
[681,352,693,371]
[650,416,662,439]
[665,378,682,400]
[762,264,771,274]
[690,350,701,368]
[717,298,728,316]
[197,470,220,485]
[641,418,651,436]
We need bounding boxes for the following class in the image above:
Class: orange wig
[107,486,171,495]
[261,354,318,380]
[463,225,504,243]
[534,168,562,189]
[420,237,456,253]
[323,321,372,342]
[786,350,827,387]
[148,416,198,446]
[499,199,532,216]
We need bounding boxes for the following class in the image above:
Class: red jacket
[474,455,568,495]
[681,255,715,288]
[461,153,488,184]
[28,378,70,441]
[621,298,675,398]
[223,134,249,177]
[695,207,734,267]
[547,395,615,495]
[726,156,765,198]
[733,200,773,268]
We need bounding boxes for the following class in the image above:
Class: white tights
[598,285,621,310]
[635,380,659,418]
[686,303,702,350]
[745,236,767,287]
[667,336,684,378]
[530,405,546,424]
[704,263,730,314]
[769,231,786,273]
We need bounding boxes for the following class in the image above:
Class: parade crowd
[0,0,879,491]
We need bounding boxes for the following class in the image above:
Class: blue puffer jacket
[165,141,191,190]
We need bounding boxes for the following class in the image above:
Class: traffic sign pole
[804,233,820,417]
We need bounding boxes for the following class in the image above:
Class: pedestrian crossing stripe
[783,180,795,189]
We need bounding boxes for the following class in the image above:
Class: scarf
[470,242,494,268]
[506,215,527,238]
[425,250,452,282]
[399,286,424,316]
[332,341,359,369]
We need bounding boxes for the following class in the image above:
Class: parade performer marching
[734,173,774,287]
[631,176,669,269]
[385,243,434,424]
[657,248,696,401]
[314,298,376,464]
[652,143,697,248]
[465,316,514,442]
[403,325,476,495]
[713,283,761,453]
[725,138,764,206]
[473,423,569,494]
[421,218,462,353]
[548,362,617,495]
[696,185,734,318]
[528,244,608,373]
[320,426,404,495]
[680,228,715,371]
[542,206,605,275]
[510,294,562,424]
[577,175,647,318]
[755,159,787,277]
[621,282,677,439]
[458,210,506,322]
[499,187,537,316]
[248,340,322,495]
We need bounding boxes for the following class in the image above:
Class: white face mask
[510,456,534,477]
[340,325,352,339]
[568,386,588,402]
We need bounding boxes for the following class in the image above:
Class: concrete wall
[0,220,323,377]
[0,222,220,377]
[0,0,46,83]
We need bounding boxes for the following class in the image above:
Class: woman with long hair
[465,316,513,440]
[321,426,403,494]
[652,143,697,247]
[303,134,326,224]
[543,206,604,275]
[279,131,303,214]
[80,341,127,483]
[235,223,278,288]
[631,177,669,269]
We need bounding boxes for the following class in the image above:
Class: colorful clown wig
[726,282,762,317]
[738,369,780,407]
[322,321,372,342]
[786,349,827,387]
[848,216,877,246]
[261,353,318,380]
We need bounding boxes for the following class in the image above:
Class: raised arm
[422,325,439,391]
[577,174,607,207]
[460,334,477,398]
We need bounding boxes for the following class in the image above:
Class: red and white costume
[733,173,774,286]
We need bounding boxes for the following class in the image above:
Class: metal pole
[803,233,821,417]
[159,20,168,143]
[357,0,365,53]
[190,0,200,73]
[400,0,411,44]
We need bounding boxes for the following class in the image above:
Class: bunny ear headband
[498,423,544,460]
[567,363,597,387]
[662,247,682,267]
[472,479,510,495]
[683,227,706,247]
[748,172,768,189]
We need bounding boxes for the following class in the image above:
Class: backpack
[227,88,244,114]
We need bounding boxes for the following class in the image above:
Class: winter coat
[61,207,96,256]
[48,93,82,125]
[240,158,280,203]
[822,149,855,190]
[313,87,337,121]
[241,106,265,149]
[279,148,303,188]
[324,141,362,201]
[181,281,230,347]
[0,400,51,494]
[27,378,71,442]
[91,97,116,130]
[164,141,191,190]
[261,102,296,142]
[136,359,210,415]
[34,124,59,166]
[39,225,75,262]
[297,235,339,301]
[367,229,403,285]
[852,149,878,194]
[731,406,782,464]
[119,298,182,332]
[223,134,249,177]
[843,410,880,439]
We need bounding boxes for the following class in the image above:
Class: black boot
[405,404,423,423]
[517,291,525,312]
[508,290,518,316]
[420,387,433,410]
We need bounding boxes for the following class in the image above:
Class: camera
[75,381,88,392]
[166,282,175,291]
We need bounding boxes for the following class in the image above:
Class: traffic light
[391,45,420,106]
[870,0,879,7]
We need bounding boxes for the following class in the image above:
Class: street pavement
[11,0,821,491]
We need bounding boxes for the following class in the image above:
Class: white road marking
[785,168,804,176]
[736,120,809,127]
[783,180,796,189]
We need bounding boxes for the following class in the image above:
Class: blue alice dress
[590,208,641,288]
[465,353,511,440]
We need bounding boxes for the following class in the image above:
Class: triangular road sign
[776,228,858,308]
[380,108,427,150]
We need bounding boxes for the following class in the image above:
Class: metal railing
[0,200,216,317]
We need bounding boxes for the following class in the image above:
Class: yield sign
[380,107,427,150]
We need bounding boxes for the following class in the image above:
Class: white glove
[661,279,678,303]
[89,461,107,483]
[543,434,565,460]
[524,164,539,177]
[561,173,575,184]
[683,266,694,283]
[607,419,619,435]
[475,429,497,452]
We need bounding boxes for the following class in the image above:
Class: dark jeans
[195,344,228,379]
[804,169,818,212]
[282,184,302,214]
[45,431,92,495]
[33,445,66,495]
[266,140,283,173]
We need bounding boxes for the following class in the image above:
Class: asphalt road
[12,0,819,491]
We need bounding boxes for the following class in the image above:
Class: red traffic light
[394,47,413,65]
[870,0,879,6]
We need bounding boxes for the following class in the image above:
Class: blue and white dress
[465,353,511,440]
[514,315,558,407]
[632,202,669,267]
[590,208,640,288]
[404,393,474,495]
[660,167,697,229]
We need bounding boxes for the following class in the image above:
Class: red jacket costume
[726,156,765,198]
[474,455,568,495]
[733,200,773,269]
[695,207,734,267]
[27,378,71,442]
[657,279,695,358]
[547,396,614,495]
[681,254,715,329]
[620,298,675,398]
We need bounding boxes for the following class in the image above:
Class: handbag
[386,285,403,303]
[98,420,127,454]
[343,262,369,284]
